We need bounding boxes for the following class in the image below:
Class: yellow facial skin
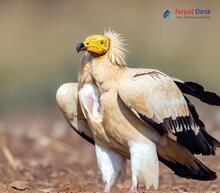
[83,35,110,57]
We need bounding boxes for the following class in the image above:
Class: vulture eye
[100,40,104,44]
[86,42,89,45]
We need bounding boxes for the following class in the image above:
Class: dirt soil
[0,109,220,193]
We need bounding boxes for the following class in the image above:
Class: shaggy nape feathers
[104,30,127,67]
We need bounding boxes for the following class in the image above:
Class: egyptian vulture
[56,30,220,192]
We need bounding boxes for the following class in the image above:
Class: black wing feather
[139,96,220,155]
[175,81,220,106]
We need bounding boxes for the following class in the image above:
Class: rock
[9,181,30,191]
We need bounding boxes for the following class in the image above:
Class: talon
[130,183,138,193]
[104,183,111,193]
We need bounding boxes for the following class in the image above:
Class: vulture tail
[200,129,220,148]
[157,138,217,181]
[184,96,220,154]
[174,81,220,106]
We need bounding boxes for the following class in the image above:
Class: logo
[163,9,211,19]
[163,10,172,18]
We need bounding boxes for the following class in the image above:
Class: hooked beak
[76,42,86,53]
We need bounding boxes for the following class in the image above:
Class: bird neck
[78,52,94,90]
[91,57,125,84]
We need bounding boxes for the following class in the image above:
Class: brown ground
[0,109,220,193]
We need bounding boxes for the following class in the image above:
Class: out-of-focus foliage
[0,0,219,114]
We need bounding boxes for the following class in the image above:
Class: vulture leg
[95,144,126,192]
[128,141,159,191]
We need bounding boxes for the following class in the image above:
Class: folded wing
[118,71,220,155]
[56,83,95,145]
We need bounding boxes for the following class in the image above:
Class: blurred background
[0,1,220,192]
[0,0,220,115]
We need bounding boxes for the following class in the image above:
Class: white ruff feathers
[104,30,127,67]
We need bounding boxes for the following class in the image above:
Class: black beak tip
[76,42,86,53]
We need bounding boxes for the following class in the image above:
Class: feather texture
[56,83,95,145]
[175,81,220,106]
[104,30,127,67]
[118,70,220,156]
